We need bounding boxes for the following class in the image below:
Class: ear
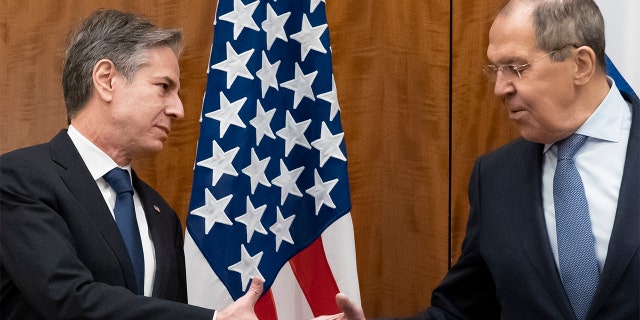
[92,59,117,102]
[572,46,597,86]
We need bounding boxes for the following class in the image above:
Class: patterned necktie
[553,134,599,320]
[103,168,145,295]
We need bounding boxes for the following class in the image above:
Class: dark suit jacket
[416,91,640,319]
[0,130,214,319]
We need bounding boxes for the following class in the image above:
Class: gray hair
[501,0,606,71]
[62,9,183,123]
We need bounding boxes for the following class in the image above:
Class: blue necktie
[103,168,145,295]
[553,134,599,320]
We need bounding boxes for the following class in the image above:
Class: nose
[167,93,184,119]
[493,71,515,97]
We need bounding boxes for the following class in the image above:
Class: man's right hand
[216,278,264,320]
[312,293,366,320]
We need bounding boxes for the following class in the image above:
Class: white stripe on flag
[185,231,234,310]
[271,262,315,319]
[321,213,361,305]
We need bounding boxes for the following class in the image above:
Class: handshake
[226,278,364,320]
[311,293,366,320]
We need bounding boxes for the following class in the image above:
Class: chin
[517,127,544,144]
[151,143,165,153]
[138,144,165,158]
[519,131,555,144]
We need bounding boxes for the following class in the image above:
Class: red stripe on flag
[255,288,278,319]
[289,237,341,316]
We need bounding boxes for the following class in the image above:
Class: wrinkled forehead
[487,6,539,63]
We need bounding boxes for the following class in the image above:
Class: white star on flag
[196,140,240,186]
[276,110,312,156]
[219,0,260,40]
[317,75,341,121]
[271,159,305,205]
[190,189,233,234]
[262,3,291,50]
[311,122,346,167]
[255,51,281,98]
[205,91,247,138]
[249,100,276,145]
[305,169,338,215]
[235,196,268,242]
[290,14,327,61]
[269,207,296,252]
[242,148,272,194]
[310,0,326,13]
[211,42,255,89]
[281,62,317,109]
[227,244,264,290]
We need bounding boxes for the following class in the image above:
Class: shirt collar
[67,125,132,180]
[543,78,630,152]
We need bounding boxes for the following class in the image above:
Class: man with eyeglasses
[315,0,639,319]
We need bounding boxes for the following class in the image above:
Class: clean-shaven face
[109,45,184,160]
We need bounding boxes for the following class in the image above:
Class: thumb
[241,277,264,305]
[215,278,264,320]
[336,293,365,319]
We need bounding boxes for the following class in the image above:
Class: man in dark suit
[317,0,639,319]
[0,9,263,320]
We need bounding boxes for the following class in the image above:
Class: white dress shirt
[542,79,632,272]
[67,125,156,296]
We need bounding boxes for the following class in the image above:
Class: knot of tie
[556,134,588,160]
[103,168,133,195]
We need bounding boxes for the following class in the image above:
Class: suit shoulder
[1,142,53,170]
[1,131,68,167]
[477,138,542,169]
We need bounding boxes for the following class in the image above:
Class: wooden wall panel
[327,0,451,317]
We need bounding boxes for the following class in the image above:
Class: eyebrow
[158,76,180,89]
[155,76,182,97]
[164,76,178,86]
[487,49,528,66]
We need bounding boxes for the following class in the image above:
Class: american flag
[184,0,360,318]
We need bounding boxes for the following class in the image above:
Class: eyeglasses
[482,49,558,83]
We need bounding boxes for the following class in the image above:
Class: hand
[216,277,264,320]
[311,293,366,320]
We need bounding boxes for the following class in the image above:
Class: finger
[336,293,365,319]
[312,315,344,320]
[335,293,352,310]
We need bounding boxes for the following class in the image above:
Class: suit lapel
[131,171,171,298]
[589,93,640,316]
[50,131,139,293]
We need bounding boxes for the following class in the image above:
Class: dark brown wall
[0,0,517,317]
